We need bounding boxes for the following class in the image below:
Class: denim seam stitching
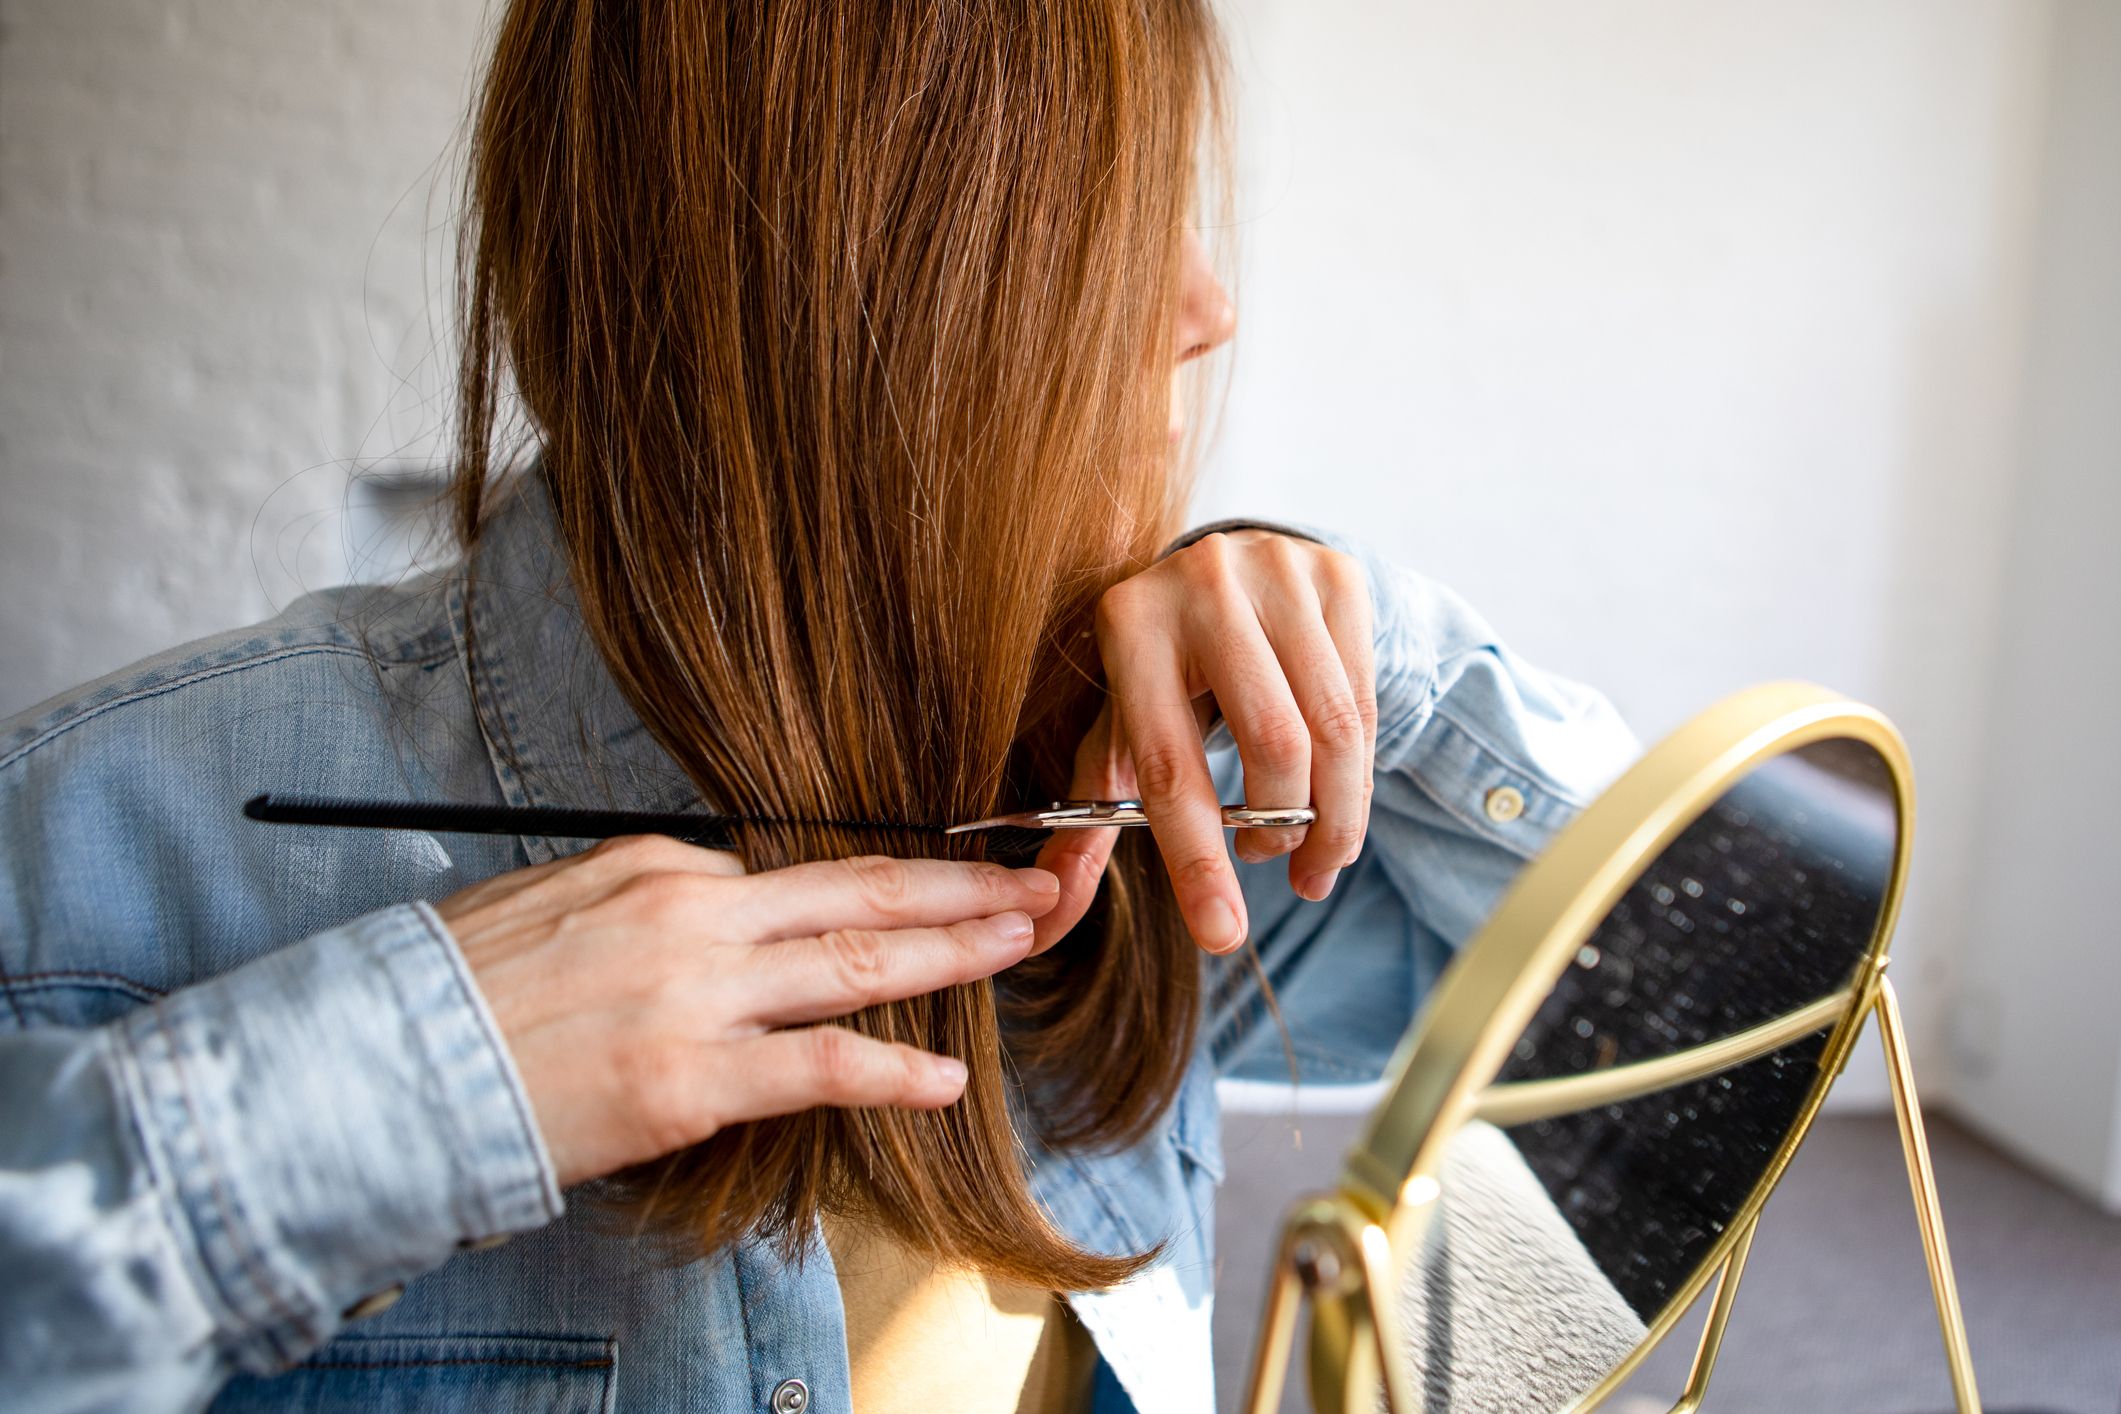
[450,579,547,855]
[1428,687,1602,809]
[1400,744,1544,865]
[727,1248,765,1408]
[0,643,453,774]
[101,1021,227,1327]
[0,953,26,1028]
[148,996,316,1366]
[1,968,164,996]
[115,1007,254,1340]
[408,901,555,1228]
[295,1355,616,1371]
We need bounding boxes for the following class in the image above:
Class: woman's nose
[1176,229,1236,363]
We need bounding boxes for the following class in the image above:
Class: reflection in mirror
[1388,1119,1650,1414]
[1503,736,1897,1075]
[1381,736,1900,1412]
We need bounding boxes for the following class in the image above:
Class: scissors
[944,800,1316,834]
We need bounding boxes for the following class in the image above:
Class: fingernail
[1018,868,1061,894]
[934,1057,968,1086]
[1200,895,1245,953]
[1298,868,1340,902]
[991,910,1034,942]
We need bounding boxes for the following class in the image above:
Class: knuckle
[1260,531,1305,570]
[1245,711,1311,773]
[968,861,1019,909]
[610,870,694,922]
[592,833,679,869]
[1131,740,1194,800]
[1352,681,1380,730]
[1169,850,1232,892]
[1175,533,1234,587]
[1321,548,1366,595]
[806,1026,868,1097]
[695,848,748,878]
[1094,579,1142,639]
[1311,696,1369,752]
[617,1033,701,1150]
[1317,818,1367,861]
[841,854,914,918]
[821,928,889,1004]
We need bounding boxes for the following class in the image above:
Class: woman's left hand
[1031,528,1377,956]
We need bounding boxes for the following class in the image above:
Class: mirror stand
[1664,970,1977,1414]
[1238,961,1982,1414]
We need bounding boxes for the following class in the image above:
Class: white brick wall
[1,0,489,716]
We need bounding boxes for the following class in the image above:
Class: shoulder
[0,578,508,1011]
[2,580,459,776]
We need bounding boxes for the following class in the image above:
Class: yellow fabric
[821,1213,1098,1414]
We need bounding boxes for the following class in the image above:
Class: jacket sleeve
[1169,520,1644,1085]
[0,902,564,1414]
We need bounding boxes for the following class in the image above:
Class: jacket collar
[447,469,703,865]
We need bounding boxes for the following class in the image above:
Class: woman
[0,2,1636,1412]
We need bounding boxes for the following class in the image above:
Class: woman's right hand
[434,837,1060,1189]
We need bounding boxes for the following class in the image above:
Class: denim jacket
[0,472,1638,1414]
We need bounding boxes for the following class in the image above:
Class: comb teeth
[970,826,1055,865]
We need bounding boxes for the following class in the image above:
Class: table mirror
[1238,682,1981,1414]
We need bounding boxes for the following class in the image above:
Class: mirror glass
[1382,736,1899,1413]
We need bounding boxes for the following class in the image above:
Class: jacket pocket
[211,1334,617,1414]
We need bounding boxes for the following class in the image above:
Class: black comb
[242,794,1056,863]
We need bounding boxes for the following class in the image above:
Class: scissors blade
[944,801,1314,834]
[942,810,1062,835]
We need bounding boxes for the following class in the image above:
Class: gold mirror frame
[1239,681,1981,1414]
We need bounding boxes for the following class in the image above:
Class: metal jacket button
[770,1378,810,1413]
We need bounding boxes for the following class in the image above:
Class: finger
[741,913,1036,1025]
[1188,590,1312,869]
[1100,585,1248,954]
[1303,551,1380,897]
[715,1027,970,1122]
[721,854,1060,944]
[1030,703,1130,955]
[1257,591,1367,897]
[1313,550,1379,765]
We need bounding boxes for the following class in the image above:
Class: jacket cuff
[109,902,562,1373]
[1156,517,1325,561]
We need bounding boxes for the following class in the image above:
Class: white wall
[2,2,2113,1180]
[1200,0,2061,1113]
[1946,1,2121,1209]
[0,1,482,716]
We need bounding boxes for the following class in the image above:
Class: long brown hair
[453,0,1228,1290]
